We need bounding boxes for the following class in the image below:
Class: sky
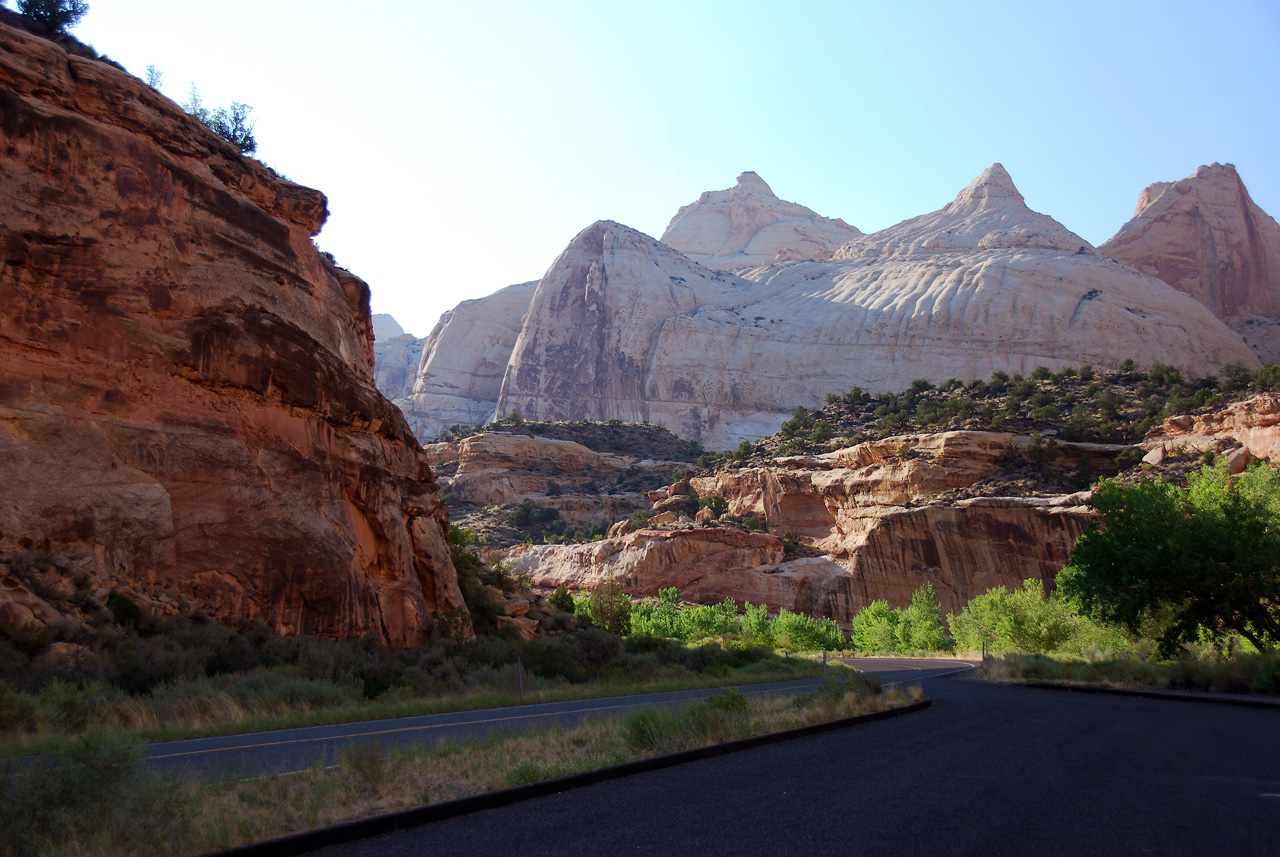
[63,0,1280,337]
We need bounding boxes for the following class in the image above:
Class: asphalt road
[142,676,833,779]
[318,658,1280,857]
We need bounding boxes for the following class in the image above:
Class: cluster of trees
[578,584,848,652]
[1061,462,1280,656]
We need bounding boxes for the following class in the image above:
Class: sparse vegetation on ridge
[711,360,1280,466]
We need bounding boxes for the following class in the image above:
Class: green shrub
[549,584,575,614]
[697,494,729,518]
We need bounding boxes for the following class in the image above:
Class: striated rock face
[660,171,862,270]
[0,21,470,643]
[1101,164,1280,361]
[510,431,1101,623]
[399,280,538,440]
[1144,394,1280,461]
[490,165,1255,449]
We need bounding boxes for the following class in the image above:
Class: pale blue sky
[60,0,1280,335]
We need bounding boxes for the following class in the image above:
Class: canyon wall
[0,20,470,643]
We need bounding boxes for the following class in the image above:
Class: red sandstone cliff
[0,20,471,643]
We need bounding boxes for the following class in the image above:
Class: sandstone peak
[951,162,1024,207]
[660,173,861,270]
[734,171,776,197]
[1101,163,1280,359]
[835,163,1089,259]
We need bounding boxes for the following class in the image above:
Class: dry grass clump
[2,677,920,856]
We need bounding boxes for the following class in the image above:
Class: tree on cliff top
[16,0,88,33]
[1059,464,1280,656]
[183,85,258,155]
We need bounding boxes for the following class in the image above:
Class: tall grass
[0,676,918,856]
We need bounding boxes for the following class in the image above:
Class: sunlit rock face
[0,19,471,643]
[487,165,1254,449]
[511,431,1103,623]
[1100,163,1280,362]
[1145,394,1280,462]
[660,171,863,270]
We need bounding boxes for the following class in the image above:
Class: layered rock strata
[0,21,470,643]
[1101,164,1280,361]
[512,431,1108,623]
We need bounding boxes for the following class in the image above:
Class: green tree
[549,584,575,613]
[588,576,632,636]
[895,582,948,651]
[1059,464,1280,655]
[851,600,900,652]
[18,0,87,33]
[948,579,1077,654]
[183,85,258,155]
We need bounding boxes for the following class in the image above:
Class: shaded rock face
[660,171,862,270]
[0,22,471,644]
[399,280,538,440]
[1100,164,1280,362]
[489,164,1255,449]
[373,332,426,402]
[510,431,1099,623]
[442,431,675,530]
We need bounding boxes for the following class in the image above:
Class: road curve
[142,676,836,778]
[318,660,1279,857]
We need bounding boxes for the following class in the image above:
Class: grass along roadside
[1,676,919,857]
[0,658,833,761]
[978,652,1280,695]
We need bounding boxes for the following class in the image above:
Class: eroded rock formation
[0,20,470,643]
[1144,393,1280,462]
[512,431,1109,623]
[489,166,1255,449]
[1101,164,1280,362]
